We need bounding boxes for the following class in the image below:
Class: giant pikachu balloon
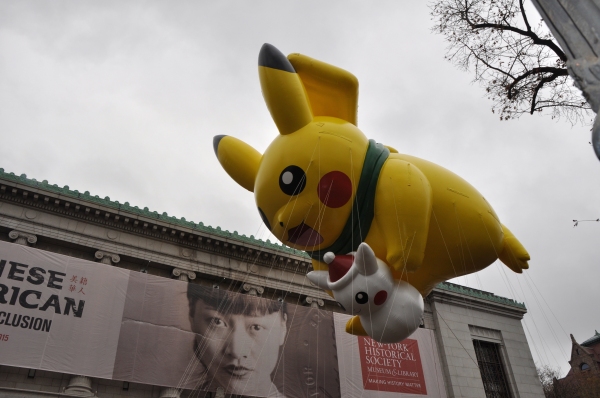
[214,43,530,341]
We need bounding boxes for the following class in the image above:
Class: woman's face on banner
[190,300,287,395]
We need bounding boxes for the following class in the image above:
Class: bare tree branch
[531,72,563,114]
[508,67,568,99]
[431,0,591,124]
[470,22,567,61]
[519,0,531,32]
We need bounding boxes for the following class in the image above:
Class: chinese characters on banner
[68,275,88,294]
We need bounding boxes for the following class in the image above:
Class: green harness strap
[307,139,390,261]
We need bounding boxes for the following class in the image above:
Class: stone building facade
[0,169,544,398]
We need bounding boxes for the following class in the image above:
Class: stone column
[172,267,196,282]
[8,230,37,246]
[303,296,324,308]
[242,283,264,296]
[64,375,96,397]
[159,387,181,398]
[94,250,120,266]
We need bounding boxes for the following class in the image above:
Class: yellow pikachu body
[214,44,530,320]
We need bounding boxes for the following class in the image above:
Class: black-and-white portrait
[113,272,340,398]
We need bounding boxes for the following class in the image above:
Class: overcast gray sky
[1,1,598,376]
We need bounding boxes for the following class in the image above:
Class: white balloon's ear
[354,242,378,276]
[307,271,330,290]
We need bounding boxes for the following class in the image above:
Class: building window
[473,340,513,398]
[580,362,590,371]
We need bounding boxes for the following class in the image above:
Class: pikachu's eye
[279,166,306,196]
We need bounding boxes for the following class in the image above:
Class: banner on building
[0,241,445,397]
[111,271,340,398]
[0,240,129,378]
[334,314,447,397]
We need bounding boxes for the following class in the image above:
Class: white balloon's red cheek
[374,290,388,305]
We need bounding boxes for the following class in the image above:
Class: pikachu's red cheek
[317,171,352,208]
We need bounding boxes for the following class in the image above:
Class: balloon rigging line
[187,250,312,398]
[205,140,322,396]
[434,206,485,332]
[2,157,314,396]
[3,207,310,397]
[195,202,318,395]
[500,267,552,367]
[506,245,568,362]
[385,187,420,339]
[516,270,568,362]
[479,220,558,367]
[179,188,310,396]
[449,206,490,325]
[347,148,376,343]
[435,311,480,367]
[502,260,555,366]
[524,272,569,338]
[453,203,476,281]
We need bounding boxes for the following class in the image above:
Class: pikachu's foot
[345,315,368,336]
[499,224,530,274]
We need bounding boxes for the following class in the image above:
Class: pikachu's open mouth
[287,222,324,247]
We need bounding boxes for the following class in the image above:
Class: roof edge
[0,168,309,258]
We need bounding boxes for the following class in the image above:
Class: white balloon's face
[333,271,393,316]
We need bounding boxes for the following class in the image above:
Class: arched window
[580,363,590,371]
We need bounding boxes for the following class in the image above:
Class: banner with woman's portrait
[112,271,341,398]
[0,241,446,397]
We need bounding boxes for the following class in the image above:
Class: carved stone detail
[8,230,37,246]
[172,267,196,282]
[469,325,503,343]
[64,375,96,397]
[94,250,121,265]
[179,247,196,258]
[242,283,264,296]
[304,296,325,308]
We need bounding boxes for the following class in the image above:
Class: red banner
[357,336,427,394]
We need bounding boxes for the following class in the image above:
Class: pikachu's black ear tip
[213,135,226,157]
[258,43,295,73]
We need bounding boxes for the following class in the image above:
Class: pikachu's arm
[374,159,432,273]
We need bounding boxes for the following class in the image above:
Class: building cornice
[0,171,311,274]
[430,283,527,319]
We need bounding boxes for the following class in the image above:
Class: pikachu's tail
[498,224,530,273]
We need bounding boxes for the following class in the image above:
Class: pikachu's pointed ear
[259,44,313,135]
[288,53,359,126]
[213,135,261,192]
